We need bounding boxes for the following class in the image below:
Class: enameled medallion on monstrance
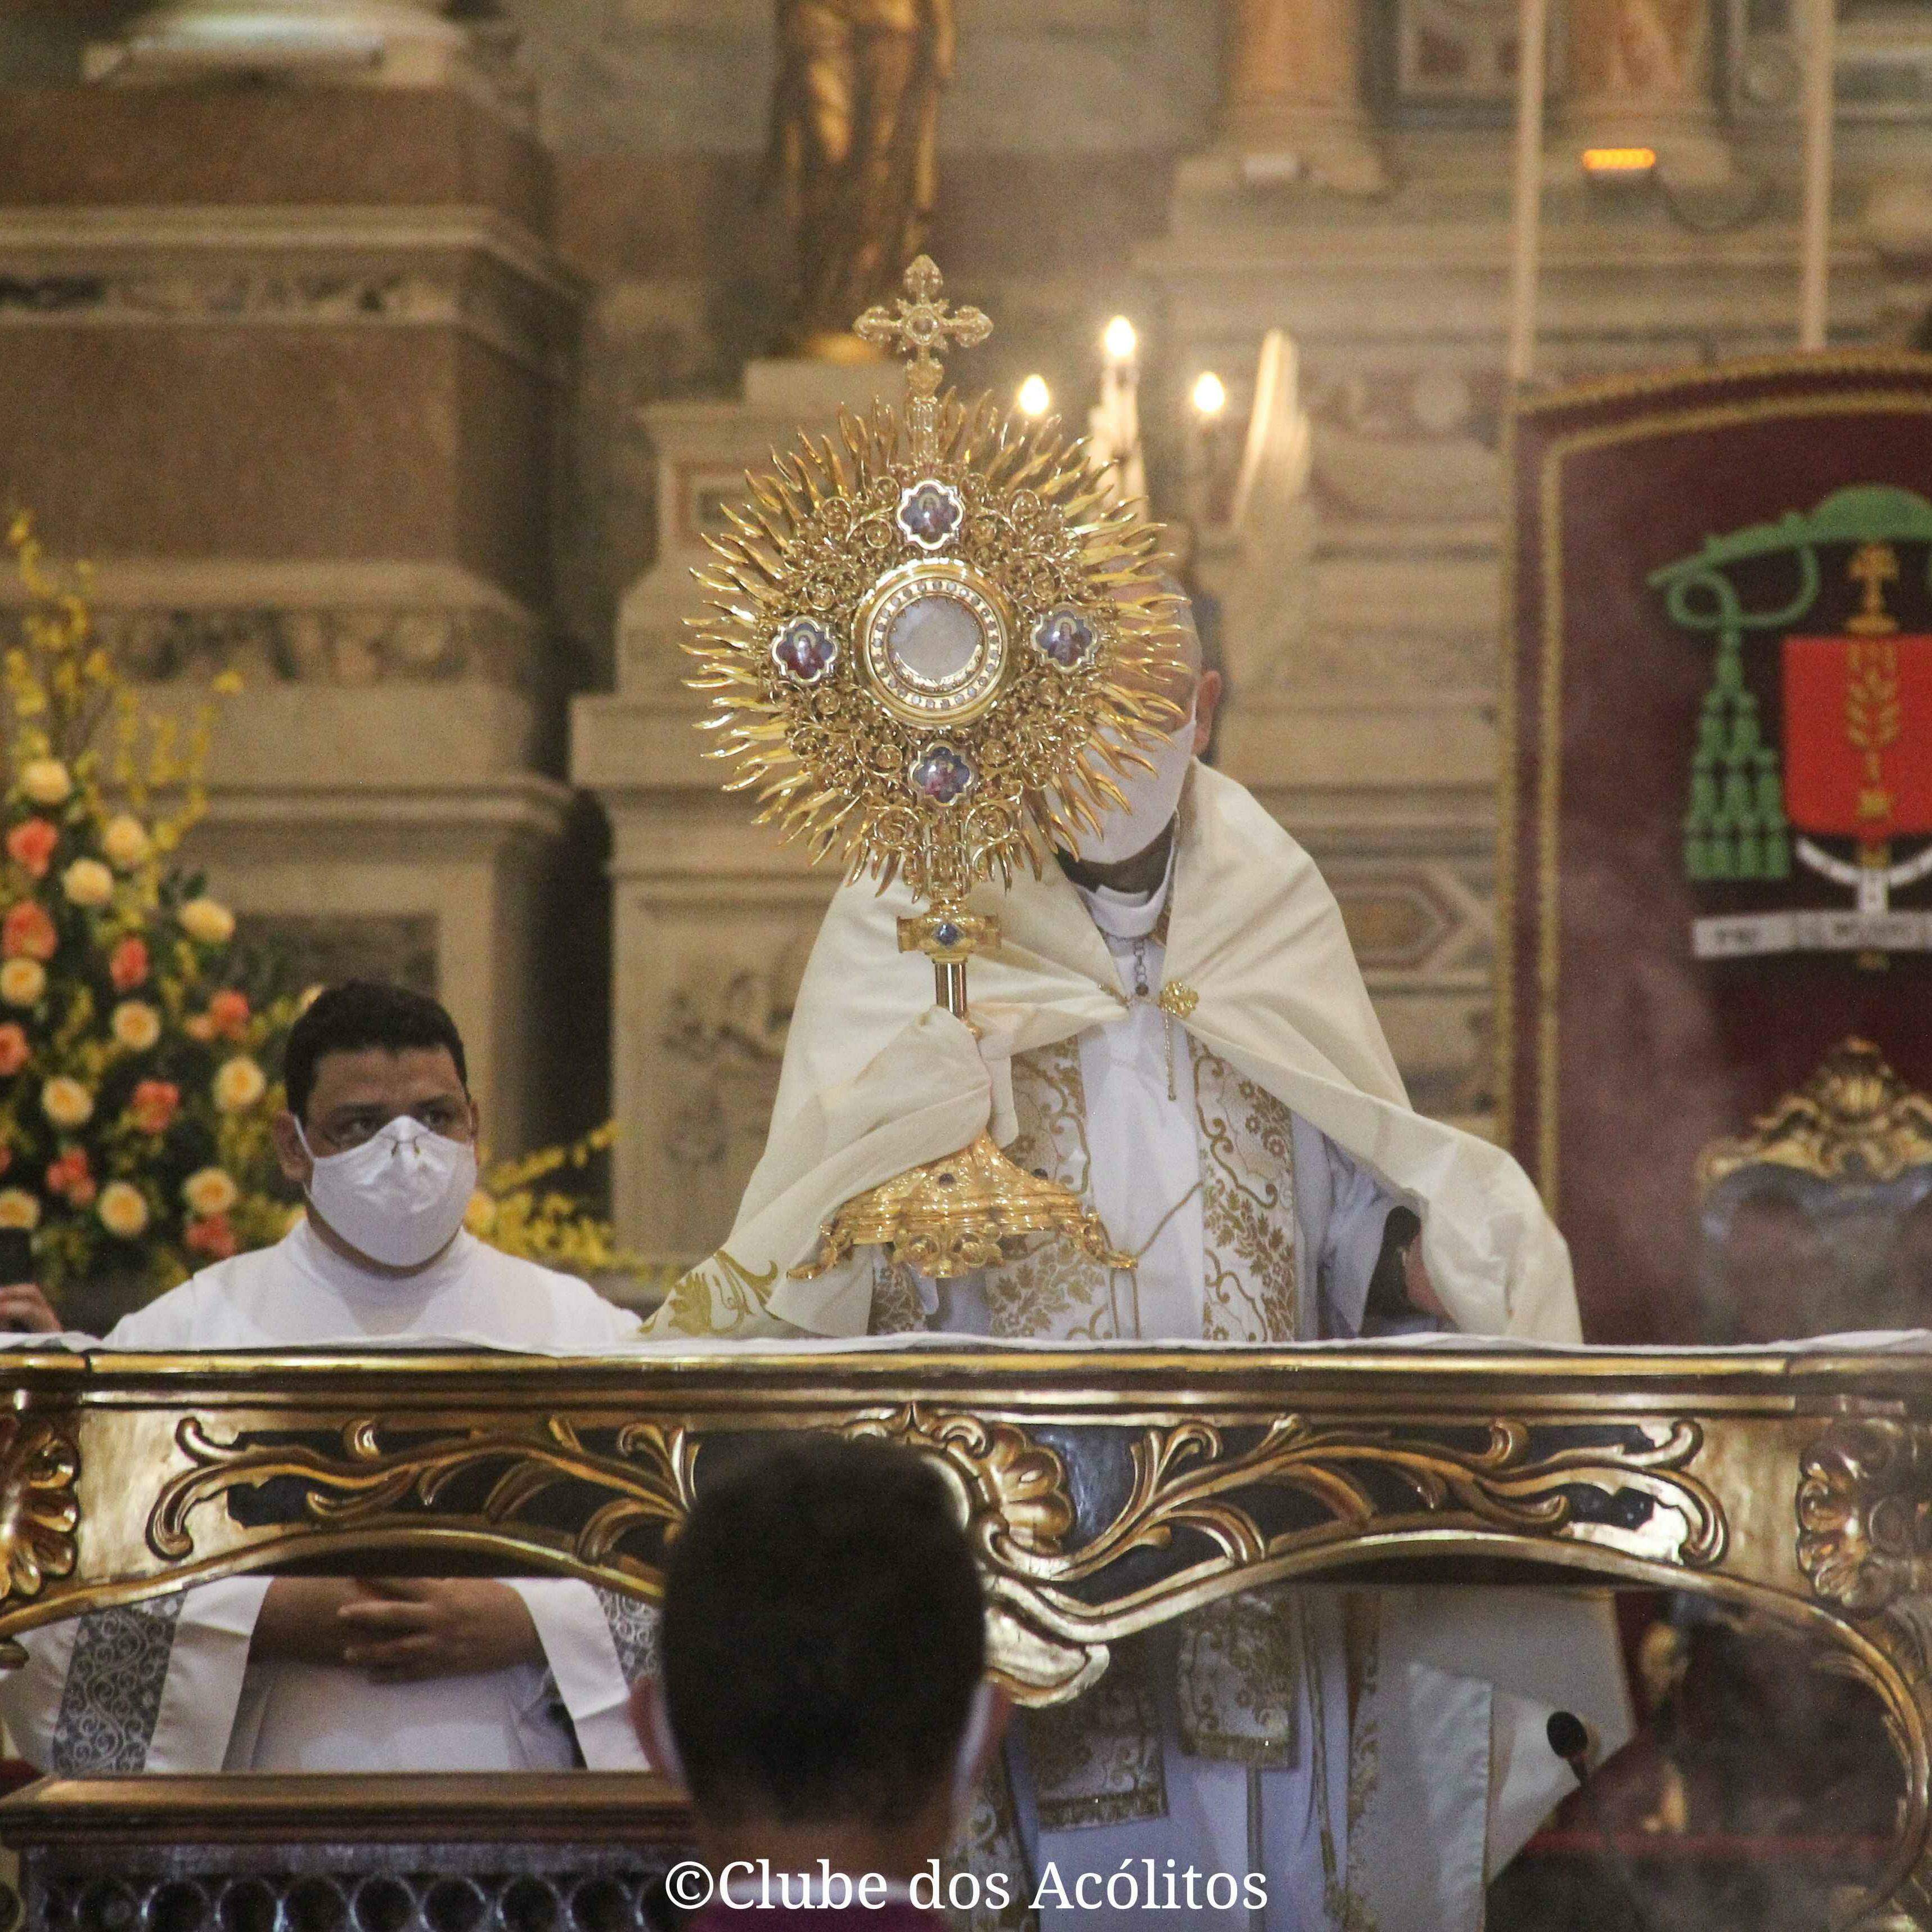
[689,256,1188,1278]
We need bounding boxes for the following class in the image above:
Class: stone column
[84,2,505,97]
[1562,0,1737,185]
[0,79,582,1151]
[1218,0,1388,196]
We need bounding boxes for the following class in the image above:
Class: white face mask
[1077,706,1196,864]
[299,1115,478,1271]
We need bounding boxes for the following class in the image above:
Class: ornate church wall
[8,1,1932,1260]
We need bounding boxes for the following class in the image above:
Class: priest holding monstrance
[652,260,1629,1932]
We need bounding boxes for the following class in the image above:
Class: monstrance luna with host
[688,257,1188,1280]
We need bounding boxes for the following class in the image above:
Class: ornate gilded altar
[0,1341,1928,1925]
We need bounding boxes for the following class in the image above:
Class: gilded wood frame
[0,1344,1925,1925]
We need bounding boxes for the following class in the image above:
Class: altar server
[0,982,655,1775]
[658,608,1632,1932]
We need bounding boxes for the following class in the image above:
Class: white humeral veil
[659,762,1633,1932]
[0,1226,657,1775]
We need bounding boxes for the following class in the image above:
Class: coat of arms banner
[1505,354,1932,1341]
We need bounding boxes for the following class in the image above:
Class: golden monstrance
[689,257,1188,1280]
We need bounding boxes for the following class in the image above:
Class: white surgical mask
[1077,706,1197,864]
[298,1115,478,1271]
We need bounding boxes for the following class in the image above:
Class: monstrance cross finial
[855,255,992,402]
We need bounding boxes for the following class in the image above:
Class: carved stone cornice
[0,207,583,381]
[0,563,542,691]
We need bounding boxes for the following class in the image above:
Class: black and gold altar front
[688,254,1184,1280]
[2,1343,1932,1926]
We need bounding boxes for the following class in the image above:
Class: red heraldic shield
[1781,633,1932,839]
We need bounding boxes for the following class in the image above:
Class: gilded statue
[769,0,957,357]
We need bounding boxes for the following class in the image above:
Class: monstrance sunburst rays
[686,255,1189,1280]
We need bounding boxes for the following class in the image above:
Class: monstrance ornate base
[788,902,1135,1282]
[789,1130,1134,1281]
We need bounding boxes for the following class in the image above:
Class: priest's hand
[0,1281,61,1333]
[252,1578,365,1665]
[335,1578,544,1682]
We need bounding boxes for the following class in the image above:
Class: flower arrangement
[1,518,656,1315]
[0,515,305,1299]
[466,1124,667,1299]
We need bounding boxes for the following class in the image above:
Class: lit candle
[1017,374,1052,417]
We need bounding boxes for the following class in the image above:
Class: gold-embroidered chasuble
[870,1031,1324,1850]
[871,1037,1300,1345]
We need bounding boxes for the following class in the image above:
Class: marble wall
[0,62,590,1155]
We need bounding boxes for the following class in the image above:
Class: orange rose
[127,1079,179,1136]
[109,936,149,993]
[5,820,57,881]
[0,1025,28,1077]
[2,901,57,963]
[45,1148,93,1207]
[207,989,251,1040]
[185,1213,238,1261]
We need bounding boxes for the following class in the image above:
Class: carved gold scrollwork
[146,1404,1727,1618]
[845,1405,1074,1558]
[149,1414,699,1574]
[1799,1418,1932,1615]
[1044,1414,1726,1583]
[852,1405,1727,1590]
[0,1414,78,1603]
[1698,1037,1932,1198]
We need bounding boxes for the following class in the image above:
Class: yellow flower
[213,1055,266,1112]
[41,1077,93,1129]
[182,1166,239,1217]
[101,815,151,870]
[18,760,70,806]
[97,1181,149,1239]
[178,897,236,946]
[212,670,244,697]
[0,1189,39,1231]
[0,959,45,1008]
[110,1000,161,1052]
[464,1191,498,1237]
[61,859,113,908]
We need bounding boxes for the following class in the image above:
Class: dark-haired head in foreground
[635,1436,1004,1890]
